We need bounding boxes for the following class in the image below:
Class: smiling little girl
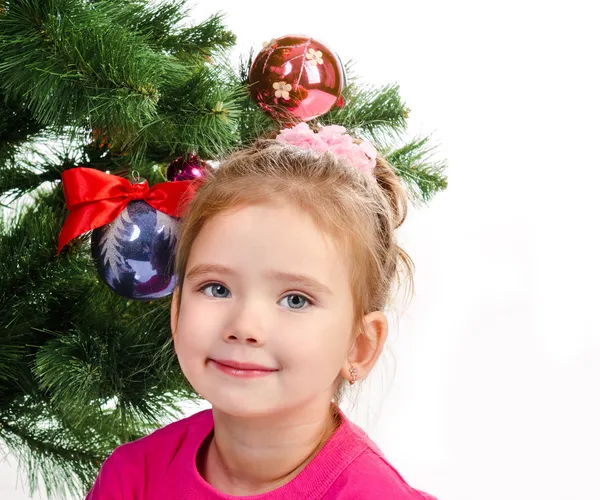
[86,124,436,499]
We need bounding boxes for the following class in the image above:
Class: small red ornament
[249,35,345,123]
[166,154,211,182]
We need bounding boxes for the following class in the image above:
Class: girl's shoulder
[111,408,212,461]
[86,409,213,499]
[326,417,437,500]
[335,444,437,499]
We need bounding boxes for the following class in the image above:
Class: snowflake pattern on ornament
[155,210,178,245]
[97,208,132,281]
[262,38,277,48]
[306,48,324,66]
[260,39,324,92]
[273,81,292,99]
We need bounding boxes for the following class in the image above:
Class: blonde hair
[174,137,415,402]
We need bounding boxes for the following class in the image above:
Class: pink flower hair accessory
[275,122,377,174]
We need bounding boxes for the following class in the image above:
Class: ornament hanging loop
[130,170,145,184]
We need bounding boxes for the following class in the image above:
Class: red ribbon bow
[58,167,198,253]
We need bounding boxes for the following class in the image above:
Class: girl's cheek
[176,325,202,352]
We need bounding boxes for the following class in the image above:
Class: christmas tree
[0,0,447,497]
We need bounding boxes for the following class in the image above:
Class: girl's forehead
[186,203,353,286]
[193,202,337,250]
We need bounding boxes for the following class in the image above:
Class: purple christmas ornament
[91,200,179,300]
[166,154,211,182]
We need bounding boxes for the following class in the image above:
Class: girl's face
[172,202,355,417]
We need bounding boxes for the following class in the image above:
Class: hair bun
[373,155,408,229]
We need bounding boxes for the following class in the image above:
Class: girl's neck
[198,402,341,496]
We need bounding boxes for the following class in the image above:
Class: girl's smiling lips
[208,359,279,378]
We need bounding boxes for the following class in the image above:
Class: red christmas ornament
[249,35,346,123]
[166,154,211,182]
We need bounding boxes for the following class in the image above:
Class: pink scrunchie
[275,123,377,174]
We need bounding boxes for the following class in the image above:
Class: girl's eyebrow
[267,270,333,296]
[185,263,333,295]
[185,263,235,282]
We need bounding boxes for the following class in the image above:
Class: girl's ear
[170,287,180,342]
[344,311,388,382]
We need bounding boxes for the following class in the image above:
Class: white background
[2,1,599,499]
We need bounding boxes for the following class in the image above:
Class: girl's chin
[211,401,282,419]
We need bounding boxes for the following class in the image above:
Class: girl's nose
[222,300,267,346]
[224,331,261,345]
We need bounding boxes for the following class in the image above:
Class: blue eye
[279,294,311,310]
[200,283,231,298]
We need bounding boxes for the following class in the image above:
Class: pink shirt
[87,408,436,499]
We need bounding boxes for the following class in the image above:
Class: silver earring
[349,365,358,385]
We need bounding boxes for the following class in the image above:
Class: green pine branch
[100,1,236,56]
[0,144,74,204]
[0,0,162,129]
[0,93,46,164]
[161,12,237,56]
[0,0,244,167]
[386,136,449,205]
[0,186,198,497]
[126,57,250,164]
[0,399,109,499]
[322,61,408,144]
